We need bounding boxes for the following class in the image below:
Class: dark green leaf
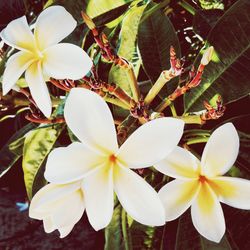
[138,2,180,95]
[22,125,64,199]
[104,205,123,250]
[193,9,223,38]
[0,123,37,177]
[185,0,250,112]
[175,212,232,250]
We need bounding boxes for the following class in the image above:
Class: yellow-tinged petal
[0,16,35,52]
[117,118,184,169]
[191,182,225,243]
[201,123,239,177]
[82,164,114,231]
[29,182,80,218]
[64,88,118,154]
[114,165,165,226]
[2,51,35,95]
[34,6,77,50]
[159,179,200,221]
[155,146,200,179]
[209,176,250,209]
[25,62,52,117]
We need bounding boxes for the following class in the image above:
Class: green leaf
[193,9,223,38]
[138,2,180,95]
[108,3,146,94]
[104,205,123,250]
[0,123,37,178]
[198,0,224,10]
[129,220,158,250]
[175,213,232,249]
[184,0,250,112]
[22,125,63,199]
[85,0,132,19]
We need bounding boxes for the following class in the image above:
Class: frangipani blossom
[44,88,184,230]
[29,181,84,238]
[0,6,92,117]
[155,123,250,243]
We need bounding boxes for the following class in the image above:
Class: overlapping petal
[64,88,118,153]
[29,182,84,238]
[34,6,76,50]
[201,123,239,177]
[45,142,102,184]
[159,179,200,221]
[191,182,225,243]
[114,165,165,226]
[209,176,250,209]
[117,118,184,169]
[2,51,35,95]
[82,165,114,231]
[43,43,92,80]
[29,182,80,218]
[0,16,35,51]
[155,146,200,179]
[25,62,52,117]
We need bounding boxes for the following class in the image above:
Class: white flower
[44,88,184,230]
[29,181,84,238]
[0,6,93,117]
[155,123,250,243]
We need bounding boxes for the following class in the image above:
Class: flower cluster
[1,5,249,244]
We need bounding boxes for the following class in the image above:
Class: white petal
[59,225,75,238]
[50,189,85,229]
[155,146,200,179]
[201,123,239,177]
[114,165,165,226]
[209,176,250,209]
[82,165,114,231]
[2,51,34,95]
[0,16,35,52]
[25,62,52,117]
[159,179,200,221]
[191,183,225,243]
[43,43,92,80]
[43,217,55,233]
[117,118,184,168]
[45,142,103,184]
[64,88,118,153]
[29,182,80,219]
[34,6,76,50]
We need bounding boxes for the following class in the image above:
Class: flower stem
[144,71,172,105]
[122,209,132,250]
[104,95,130,110]
[186,137,209,145]
[169,103,177,117]
[177,115,203,124]
[178,0,196,15]
[125,63,140,102]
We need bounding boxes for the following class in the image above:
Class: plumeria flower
[0,6,92,117]
[155,123,250,243]
[44,88,184,231]
[29,181,84,238]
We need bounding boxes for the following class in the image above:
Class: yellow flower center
[34,50,44,61]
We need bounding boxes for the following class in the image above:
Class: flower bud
[201,46,214,65]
